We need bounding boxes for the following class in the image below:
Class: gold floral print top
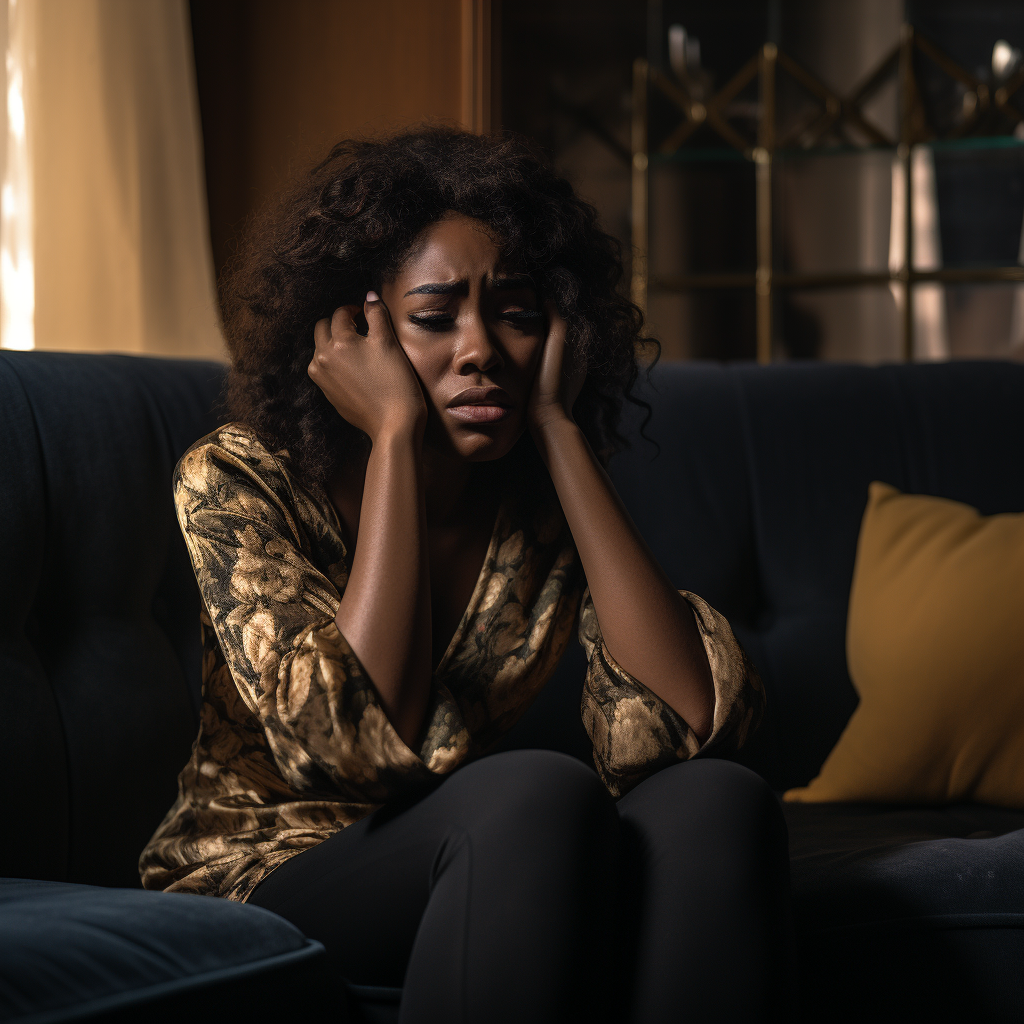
[139,424,764,902]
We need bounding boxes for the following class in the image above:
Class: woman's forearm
[334,425,432,748]
[532,415,715,741]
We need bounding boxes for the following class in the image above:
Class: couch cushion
[786,802,1024,1022]
[786,802,1024,928]
[787,483,1024,809]
[0,879,331,1024]
[735,362,1024,791]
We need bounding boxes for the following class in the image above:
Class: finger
[330,304,363,340]
[313,317,332,348]
[308,346,325,381]
[543,300,568,342]
[309,322,335,377]
[363,290,396,343]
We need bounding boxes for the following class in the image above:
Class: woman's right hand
[308,292,428,441]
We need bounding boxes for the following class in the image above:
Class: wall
[191,0,494,278]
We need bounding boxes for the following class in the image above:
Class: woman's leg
[249,749,619,1024]
[615,759,795,1024]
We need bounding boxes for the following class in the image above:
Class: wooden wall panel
[192,0,494,278]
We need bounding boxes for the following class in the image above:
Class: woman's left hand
[527,303,587,432]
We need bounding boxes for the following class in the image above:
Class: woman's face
[380,213,546,462]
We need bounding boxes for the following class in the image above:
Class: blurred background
[0,0,1022,363]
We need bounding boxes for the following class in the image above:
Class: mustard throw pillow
[785,482,1024,809]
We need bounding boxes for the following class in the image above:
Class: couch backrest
[609,361,1024,791]
[4,353,1023,887]
[0,353,225,887]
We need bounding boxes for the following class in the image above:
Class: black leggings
[249,751,794,1024]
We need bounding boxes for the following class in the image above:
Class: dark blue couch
[2,351,1022,1023]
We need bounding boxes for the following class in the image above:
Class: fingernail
[366,291,379,302]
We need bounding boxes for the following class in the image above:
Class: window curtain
[2,0,223,357]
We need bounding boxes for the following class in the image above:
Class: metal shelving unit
[631,24,1024,363]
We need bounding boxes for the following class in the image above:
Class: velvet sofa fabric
[0,880,327,1024]
[612,361,1024,792]
[2,351,1023,1022]
[0,354,223,888]
[785,802,1024,1021]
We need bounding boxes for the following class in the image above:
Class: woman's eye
[501,309,544,329]
[408,313,454,332]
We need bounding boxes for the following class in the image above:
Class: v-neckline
[318,472,511,681]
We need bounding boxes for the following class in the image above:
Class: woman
[140,128,791,1023]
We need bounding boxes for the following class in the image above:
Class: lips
[447,387,512,425]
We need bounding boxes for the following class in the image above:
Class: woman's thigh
[249,798,438,984]
[248,748,613,988]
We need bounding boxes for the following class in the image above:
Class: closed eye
[408,312,455,332]
[500,309,545,329]
[408,309,543,332]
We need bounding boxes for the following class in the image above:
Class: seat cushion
[786,803,1024,1022]
[0,879,331,1023]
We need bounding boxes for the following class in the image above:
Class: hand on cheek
[527,303,586,432]
[307,293,428,441]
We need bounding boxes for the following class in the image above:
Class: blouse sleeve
[173,434,463,802]
[578,587,765,798]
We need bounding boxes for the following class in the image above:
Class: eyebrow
[403,281,468,298]
[403,275,535,298]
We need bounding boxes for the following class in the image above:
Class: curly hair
[221,126,657,485]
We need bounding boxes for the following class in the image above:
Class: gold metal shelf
[632,24,1024,363]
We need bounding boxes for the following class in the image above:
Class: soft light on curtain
[0,0,34,350]
[0,0,223,357]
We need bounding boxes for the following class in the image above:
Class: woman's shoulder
[172,422,316,530]
[175,422,291,490]
[174,424,346,569]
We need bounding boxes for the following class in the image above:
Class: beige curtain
[27,0,222,357]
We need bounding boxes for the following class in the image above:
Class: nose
[453,310,503,376]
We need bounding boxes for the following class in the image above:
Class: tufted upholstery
[0,352,225,888]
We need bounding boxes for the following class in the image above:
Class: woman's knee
[635,756,775,805]
[622,758,786,849]
[449,749,616,837]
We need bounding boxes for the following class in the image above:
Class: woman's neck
[421,444,478,527]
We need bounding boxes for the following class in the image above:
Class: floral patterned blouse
[139,424,764,902]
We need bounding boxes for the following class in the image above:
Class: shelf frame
[631,23,1024,363]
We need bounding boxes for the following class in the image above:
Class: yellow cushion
[784,482,1024,809]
